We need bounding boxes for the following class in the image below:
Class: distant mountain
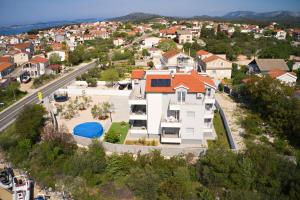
[222,11,300,25]
[108,12,162,22]
[108,11,300,26]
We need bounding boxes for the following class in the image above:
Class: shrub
[105,131,120,143]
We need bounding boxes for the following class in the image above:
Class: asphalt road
[0,61,97,132]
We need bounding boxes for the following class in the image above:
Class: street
[0,61,98,132]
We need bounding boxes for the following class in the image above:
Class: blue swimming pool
[73,122,104,138]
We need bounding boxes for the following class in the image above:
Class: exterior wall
[13,53,29,66]
[277,74,297,86]
[178,34,193,44]
[204,59,232,79]
[143,37,160,48]
[293,62,300,70]
[147,93,163,135]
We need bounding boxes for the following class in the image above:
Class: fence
[215,100,237,149]
[102,142,206,157]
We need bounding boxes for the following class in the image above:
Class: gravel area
[215,92,246,150]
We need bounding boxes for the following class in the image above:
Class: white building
[161,49,196,73]
[275,30,287,40]
[142,37,161,48]
[22,56,49,78]
[129,69,217,145]
[113,38,125,46]
[268,70,297,86]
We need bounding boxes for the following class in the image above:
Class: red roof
[49,64,62,70]
[196,50,210,56]
[160,27,177,35]
[0,62,13,72]
[163,49,180,59]
[131,70,145,79]
[202,55,226,63]
[0,56,12,63]
[30,56,49,64]
[145,70,215,93]
[13,42,31,50]
[268,70,297,78]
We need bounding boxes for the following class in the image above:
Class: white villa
[129,69,217,145]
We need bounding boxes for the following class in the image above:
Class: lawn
[208,111,230,149]
[105,122,129,144]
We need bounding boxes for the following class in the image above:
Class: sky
[0,0,300,25]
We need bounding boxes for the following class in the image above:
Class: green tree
[158,39,177,52]
[49,53,61,64]
[101,68,120,85]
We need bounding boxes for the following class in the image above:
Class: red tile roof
[163,49,180,59]
[131,70,145,79]
[30,56,49,64]
[145,70,215,93]
[202,55,226,63]
[0,62,13,72]
[268,70,297,78]
[196,50,210,56]
[0,56,12,63]
[12,42,31,50]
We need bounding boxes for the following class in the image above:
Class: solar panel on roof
[151,79,171,87]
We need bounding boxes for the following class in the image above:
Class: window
[186,128,194,134]
[187,111,195,118]
[204,118,212,128]
[205,104,213,111]
[213,70,216,74]
[206,88,212,96]
[177,91,186,102]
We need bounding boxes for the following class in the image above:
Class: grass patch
[208,111,230,149]
[105,122,129,144]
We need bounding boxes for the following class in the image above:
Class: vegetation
[200,28,300,61]
[0,104,299,199]
[104,122,129,144]
[0,82,27,112]
[157,39,177,52]
[91,102,114,120]
[208,111,230,149]
[32,74,57,88]
[100,68,120,85]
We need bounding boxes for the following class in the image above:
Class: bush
[105,131,120,143]
[86,78,97,87]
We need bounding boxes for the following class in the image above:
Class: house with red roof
[198,51,232,80]
[268,70,297,86]
[0,62,15,79]
[22,56,49,78]
[129,69,217,145]
[161,49,196,72]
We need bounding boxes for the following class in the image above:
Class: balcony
[129,111,147,120]
[129,80,146,105]
[161,128,181,144]
[129,121,147,134]
[161,116,182,128]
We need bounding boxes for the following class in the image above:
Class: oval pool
[73,122,104,138]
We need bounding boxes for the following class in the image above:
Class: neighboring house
[161,49,196,72]
[8,50,30,66]
[196,50,213,60]
[268,70,297,86]
[198,54,232,80]
[47,51,66,61]
[12,42,34,56]
[176,30,193,44]
[0,55,14,64]
[55,35,65,43]
[23,56,49,78]
[248,59,289,74]
[292,29,300,41]
[275,30,287,40]
[142,37,161,48]
[113,38,125,46]
[129,69,217,145]
[0,62,15,79]
[160,27,177,39]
